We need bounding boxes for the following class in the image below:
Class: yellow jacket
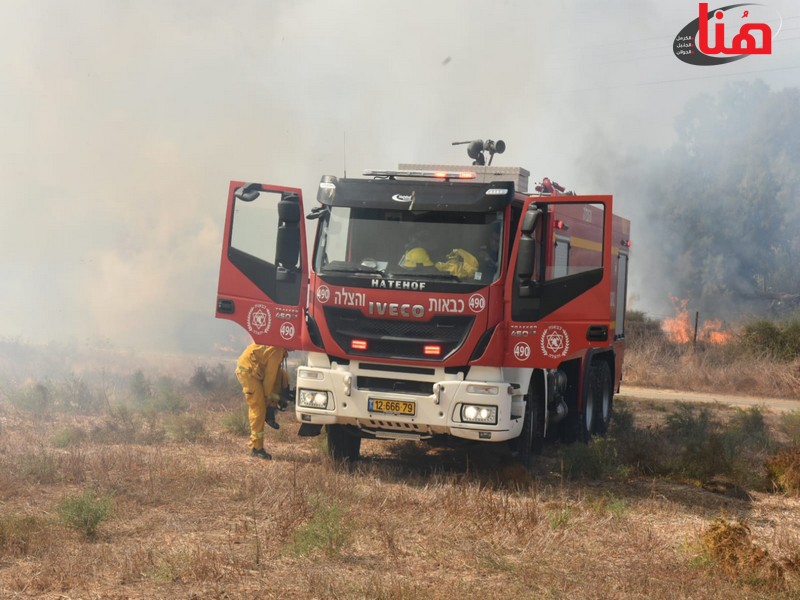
[236,344,287,381]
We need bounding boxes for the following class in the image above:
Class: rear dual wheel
[594,362,613,436]
[580,361,613,442]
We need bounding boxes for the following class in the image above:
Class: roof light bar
[363,169,477,180]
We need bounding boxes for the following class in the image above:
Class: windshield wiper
[321,265,387,277]
[404,272,462,282]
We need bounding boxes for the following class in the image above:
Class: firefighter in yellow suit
[235,343,288,459]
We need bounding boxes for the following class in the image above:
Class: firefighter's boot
[251,447,272,460]
[266,406,280,430]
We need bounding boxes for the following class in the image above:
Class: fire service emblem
[540,325,570,359]
[247,304,272,336]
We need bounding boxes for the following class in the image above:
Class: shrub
[17,451,60,484]
[222,406,250,437]
[739,317,800,361]
[164,414,206,443]
[0,513,48,557]
[286,495,351,558]
[57,374,103,414]
[779,411,800,445]
[56,489,113,538]
[665,403,732,481]
[625,310,666,350]
[189,364,236,394]
[52,426,86,448]
[7,380,52,411]
[608,406,672,476]
[89,409,164,446]
[766,446,800,495]
[146,377,186,414]
[721,407,775,489]
[561,436,617,479]
[130,369,152,402]
[699,517,784,588]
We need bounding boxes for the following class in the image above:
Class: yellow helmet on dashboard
[399,247,434,268]
[435,248,479,279]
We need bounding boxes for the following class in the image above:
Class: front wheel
[326,424,361,463]
[514,386,544,468]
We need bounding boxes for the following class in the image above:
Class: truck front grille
[356,376,434,395]
[323,307,474,361]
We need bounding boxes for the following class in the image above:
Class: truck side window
[543,203,604,282]
[511,201,607,322]
[231,191,281,265]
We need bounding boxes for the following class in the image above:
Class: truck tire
[593,362,613,436]
[326,424,361,463]
[515,386,544,468]
[579,365,599,443]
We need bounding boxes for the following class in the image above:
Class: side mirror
[234,183,261,202]
[521,207,540,234]
[516,207,541,297]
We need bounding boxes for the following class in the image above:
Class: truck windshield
[315,206,503,284]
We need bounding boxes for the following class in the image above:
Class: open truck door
[506,194,614,368]
[216,182,308,350]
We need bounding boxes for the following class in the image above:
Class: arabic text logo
[674,3,779,65]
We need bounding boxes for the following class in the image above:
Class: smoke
[580,81,800,320]
[0,0,798,351]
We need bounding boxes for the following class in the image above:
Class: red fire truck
[216,145,630,465]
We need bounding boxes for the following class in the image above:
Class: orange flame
[662,296,732,344]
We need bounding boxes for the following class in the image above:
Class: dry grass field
[1,337,800,599]
[623,311,800,400]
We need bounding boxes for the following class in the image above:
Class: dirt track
[618,385,800,413]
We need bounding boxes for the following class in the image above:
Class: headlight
[298,389,331,409]
[461,404,498,424]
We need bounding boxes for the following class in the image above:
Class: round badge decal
[247,304,272,336]
[316,285,330,304]
[468,293,486,313]
[513,342,531,361]
[540,325,570,359]
[279,322,295,340]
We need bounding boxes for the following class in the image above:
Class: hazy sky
[1,0,798,352]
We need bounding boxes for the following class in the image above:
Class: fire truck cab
[216,158,630,466]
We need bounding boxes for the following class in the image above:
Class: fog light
[298,389,331,409]
[298,368,324,380]
[461,404,497,424]
[466,384,499,395]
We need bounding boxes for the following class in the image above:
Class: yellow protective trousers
[236,369,267,450]
[235,345,286,450]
